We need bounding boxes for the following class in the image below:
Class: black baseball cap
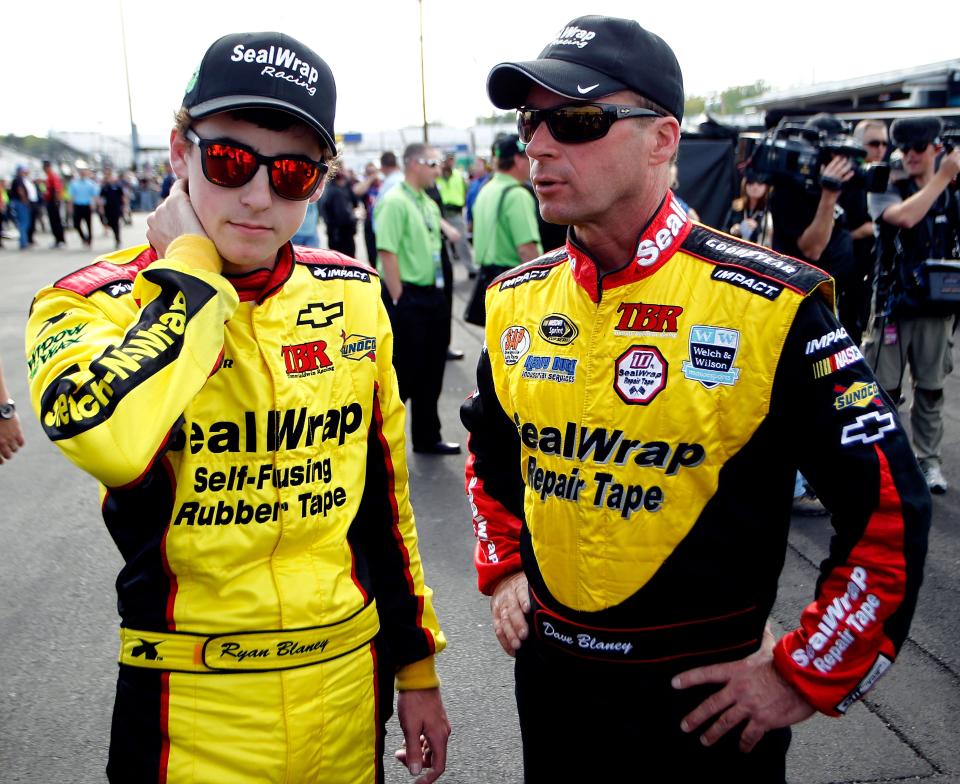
[486,16,684,121]
[182,32,337,154]
[804,113,847,136]
[493,134,525,160]
[891,117,942,147]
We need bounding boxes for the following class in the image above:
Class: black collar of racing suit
[566,190,692,304]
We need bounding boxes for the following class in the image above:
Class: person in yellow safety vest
[436,153,476,275]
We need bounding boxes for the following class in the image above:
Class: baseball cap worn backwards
[182,32,337,154]
[486,15,684,121]
[891,117,943,147]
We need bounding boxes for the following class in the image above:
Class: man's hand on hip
[490,571,530,656]
[671,625,815,752]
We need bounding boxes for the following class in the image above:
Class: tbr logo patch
[614,346,667,405]
[834,382,882,411]
[501,326,531,365]
[682,326,741,388]
[614,303,683,337]
[813,346,863,379]
[297,302,344,329]
[841,411,896,446]
[521,355,577,383]
[340,333,376,361]
[281,341,334,378]
[538,314,579,345]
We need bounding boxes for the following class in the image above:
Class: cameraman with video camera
[863,117,960,495]
[769,114,873,338]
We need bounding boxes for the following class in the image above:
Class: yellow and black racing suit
[461,192,929,780]
[27,236,445,783]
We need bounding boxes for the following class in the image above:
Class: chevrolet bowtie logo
[297,302,344,329]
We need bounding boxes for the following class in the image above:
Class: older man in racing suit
[26,31,448,784]
[461,15,929,783]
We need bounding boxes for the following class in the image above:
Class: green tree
[476,111,516,126]
[684,95,706,117]
[718,81,769,114]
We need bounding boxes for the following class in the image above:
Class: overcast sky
[7,0,958,141]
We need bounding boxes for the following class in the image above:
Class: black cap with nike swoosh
[486,15,684,121]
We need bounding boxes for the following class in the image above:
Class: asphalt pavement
[0,214,958,783]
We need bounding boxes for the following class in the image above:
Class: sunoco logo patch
[682,325,741,388]
[538,314,578,346]
[340,334,376,362]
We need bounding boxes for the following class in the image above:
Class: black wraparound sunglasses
[185,129,328,200]
[517,103,664,144]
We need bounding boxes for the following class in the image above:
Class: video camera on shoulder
[943,127,960,154]
[740,118,890,194]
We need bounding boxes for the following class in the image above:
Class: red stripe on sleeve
[465,444,523,595]
[774,446,907,714]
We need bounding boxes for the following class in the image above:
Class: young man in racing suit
[461,15,930,783]
[25,32,449,784]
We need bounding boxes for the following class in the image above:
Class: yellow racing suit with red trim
[26,236,445,783]
[462,192,929,720]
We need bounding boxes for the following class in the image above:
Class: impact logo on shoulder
[682,326,741,388]
[231,44,321,96]
[501,326,531,366]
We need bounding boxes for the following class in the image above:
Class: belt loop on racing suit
[118,600,380,673]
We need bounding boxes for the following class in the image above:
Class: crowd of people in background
[5,119,957,498]
[0,161,176,251]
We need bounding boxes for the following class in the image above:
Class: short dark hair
[380,151,398,169]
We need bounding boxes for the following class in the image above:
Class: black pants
[385,284,449,448]
[46,200,65,244]
[105,209,123,246]
[515,639,790,784]
[327,226,356,257]
[73,204,93,244]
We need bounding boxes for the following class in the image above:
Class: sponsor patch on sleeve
[710,264,783,300]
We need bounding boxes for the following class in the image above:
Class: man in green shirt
[467,134,542,325]
[375,143,461,455]
[436,153,475,275]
